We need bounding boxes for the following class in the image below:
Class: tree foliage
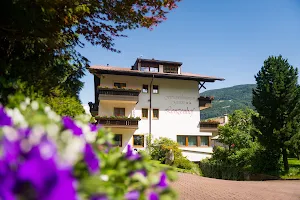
[218,109,257,150]
[1,0,180,104]
[212,109,259,169]
[252,55,300,171]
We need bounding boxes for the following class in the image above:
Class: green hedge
[199,161,245,180]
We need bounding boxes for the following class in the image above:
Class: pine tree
[252,55,300,171]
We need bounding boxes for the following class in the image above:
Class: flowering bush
[0,97,177,200]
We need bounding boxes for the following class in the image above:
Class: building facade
[88,58,224,161]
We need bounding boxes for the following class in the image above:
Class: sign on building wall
[164,95,197,116]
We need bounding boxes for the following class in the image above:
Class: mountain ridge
[200,84,256,120]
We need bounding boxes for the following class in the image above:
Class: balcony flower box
[97,86,141,93]
[95,116,141,127]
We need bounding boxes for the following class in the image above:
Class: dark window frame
[140,65,159,72]
[163,65,178,74]
[142,84,149,93]
[114,82,126,88]
[133,135,144,147]
[153,85,159,94]
[142,108,148,119]
[177,135,210,147]
[114,107,125,116]
[114,134,122,147]
[152,109,159,119]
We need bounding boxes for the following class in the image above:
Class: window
[114,108,125,116]
[141,67,149,72]
[150,67,159,72]
[133,135,144,147]
[140,66,159,72]
[188,136,197,146]
[163,66,178,74]
[153,85,159,94]
[153,109,159,119]
[177,136,186,146]
[177,135,210,147]
[142,108,148,119]
[114,134,122,147]
[114,82,126,88]
[201,136,209,146]
[142,84,148,93]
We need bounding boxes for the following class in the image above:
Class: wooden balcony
[200,121,220,132]
[199,96,214,110]
[88,102,98,117]
[98,87,141,103]
[96,116,140,129]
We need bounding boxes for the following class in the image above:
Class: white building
[88,58,224,161]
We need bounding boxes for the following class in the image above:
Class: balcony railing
[96,116,141,128]
[199,96,214,110]
[98,87,141,102]
[88,102,98,116]
[200,121,220,129]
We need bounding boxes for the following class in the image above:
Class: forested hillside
[200,84,256,120]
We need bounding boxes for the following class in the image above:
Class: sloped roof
[88,65,224,82]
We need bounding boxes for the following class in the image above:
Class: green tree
[1,0,180,104]
[218,109,257,150]
[45,88,85,117]
[252,55,300,171]
[214,109,259,169]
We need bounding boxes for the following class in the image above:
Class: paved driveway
[171,173,300,200]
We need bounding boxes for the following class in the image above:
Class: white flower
[20,139,32,153]
[29,125,45,145]
[47,111,61,122]
[62,137,85,165]
[85,132,97,143]
[31,101,39,111]
[45,123,60,139]
[20,102,27,111]
[100,175,109,181]
[44,106,51,113]
[25,98,30,105]
[6,108,27,128]
[2,126,18,141]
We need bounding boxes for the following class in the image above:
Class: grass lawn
[152,160,202,176]
[280,158,300,179]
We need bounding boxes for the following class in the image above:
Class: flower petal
[0,106,12,127]
[84,143,99,174]
[156,172,168,188]
[148,192,159,200]
[125,190,140,200]
[62,117,82,136]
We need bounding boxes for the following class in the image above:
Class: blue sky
[78,0,300,104]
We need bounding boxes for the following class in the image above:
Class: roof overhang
[89,68,224,82]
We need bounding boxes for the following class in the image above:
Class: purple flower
[125,190,140,200]
[89,124,98,132]
[90,194,108,200]
[0,131,77,200]
[0,106,12,127]
[125,145,141,161]
[84,143,99,174]
[148,192,159,200]
[156,172,168,188]
[62,117,82,136]
[44,170,77,200]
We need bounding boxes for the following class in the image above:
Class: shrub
[149,137,183,165]
[149,137,202,175]
[0,97,177,199]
